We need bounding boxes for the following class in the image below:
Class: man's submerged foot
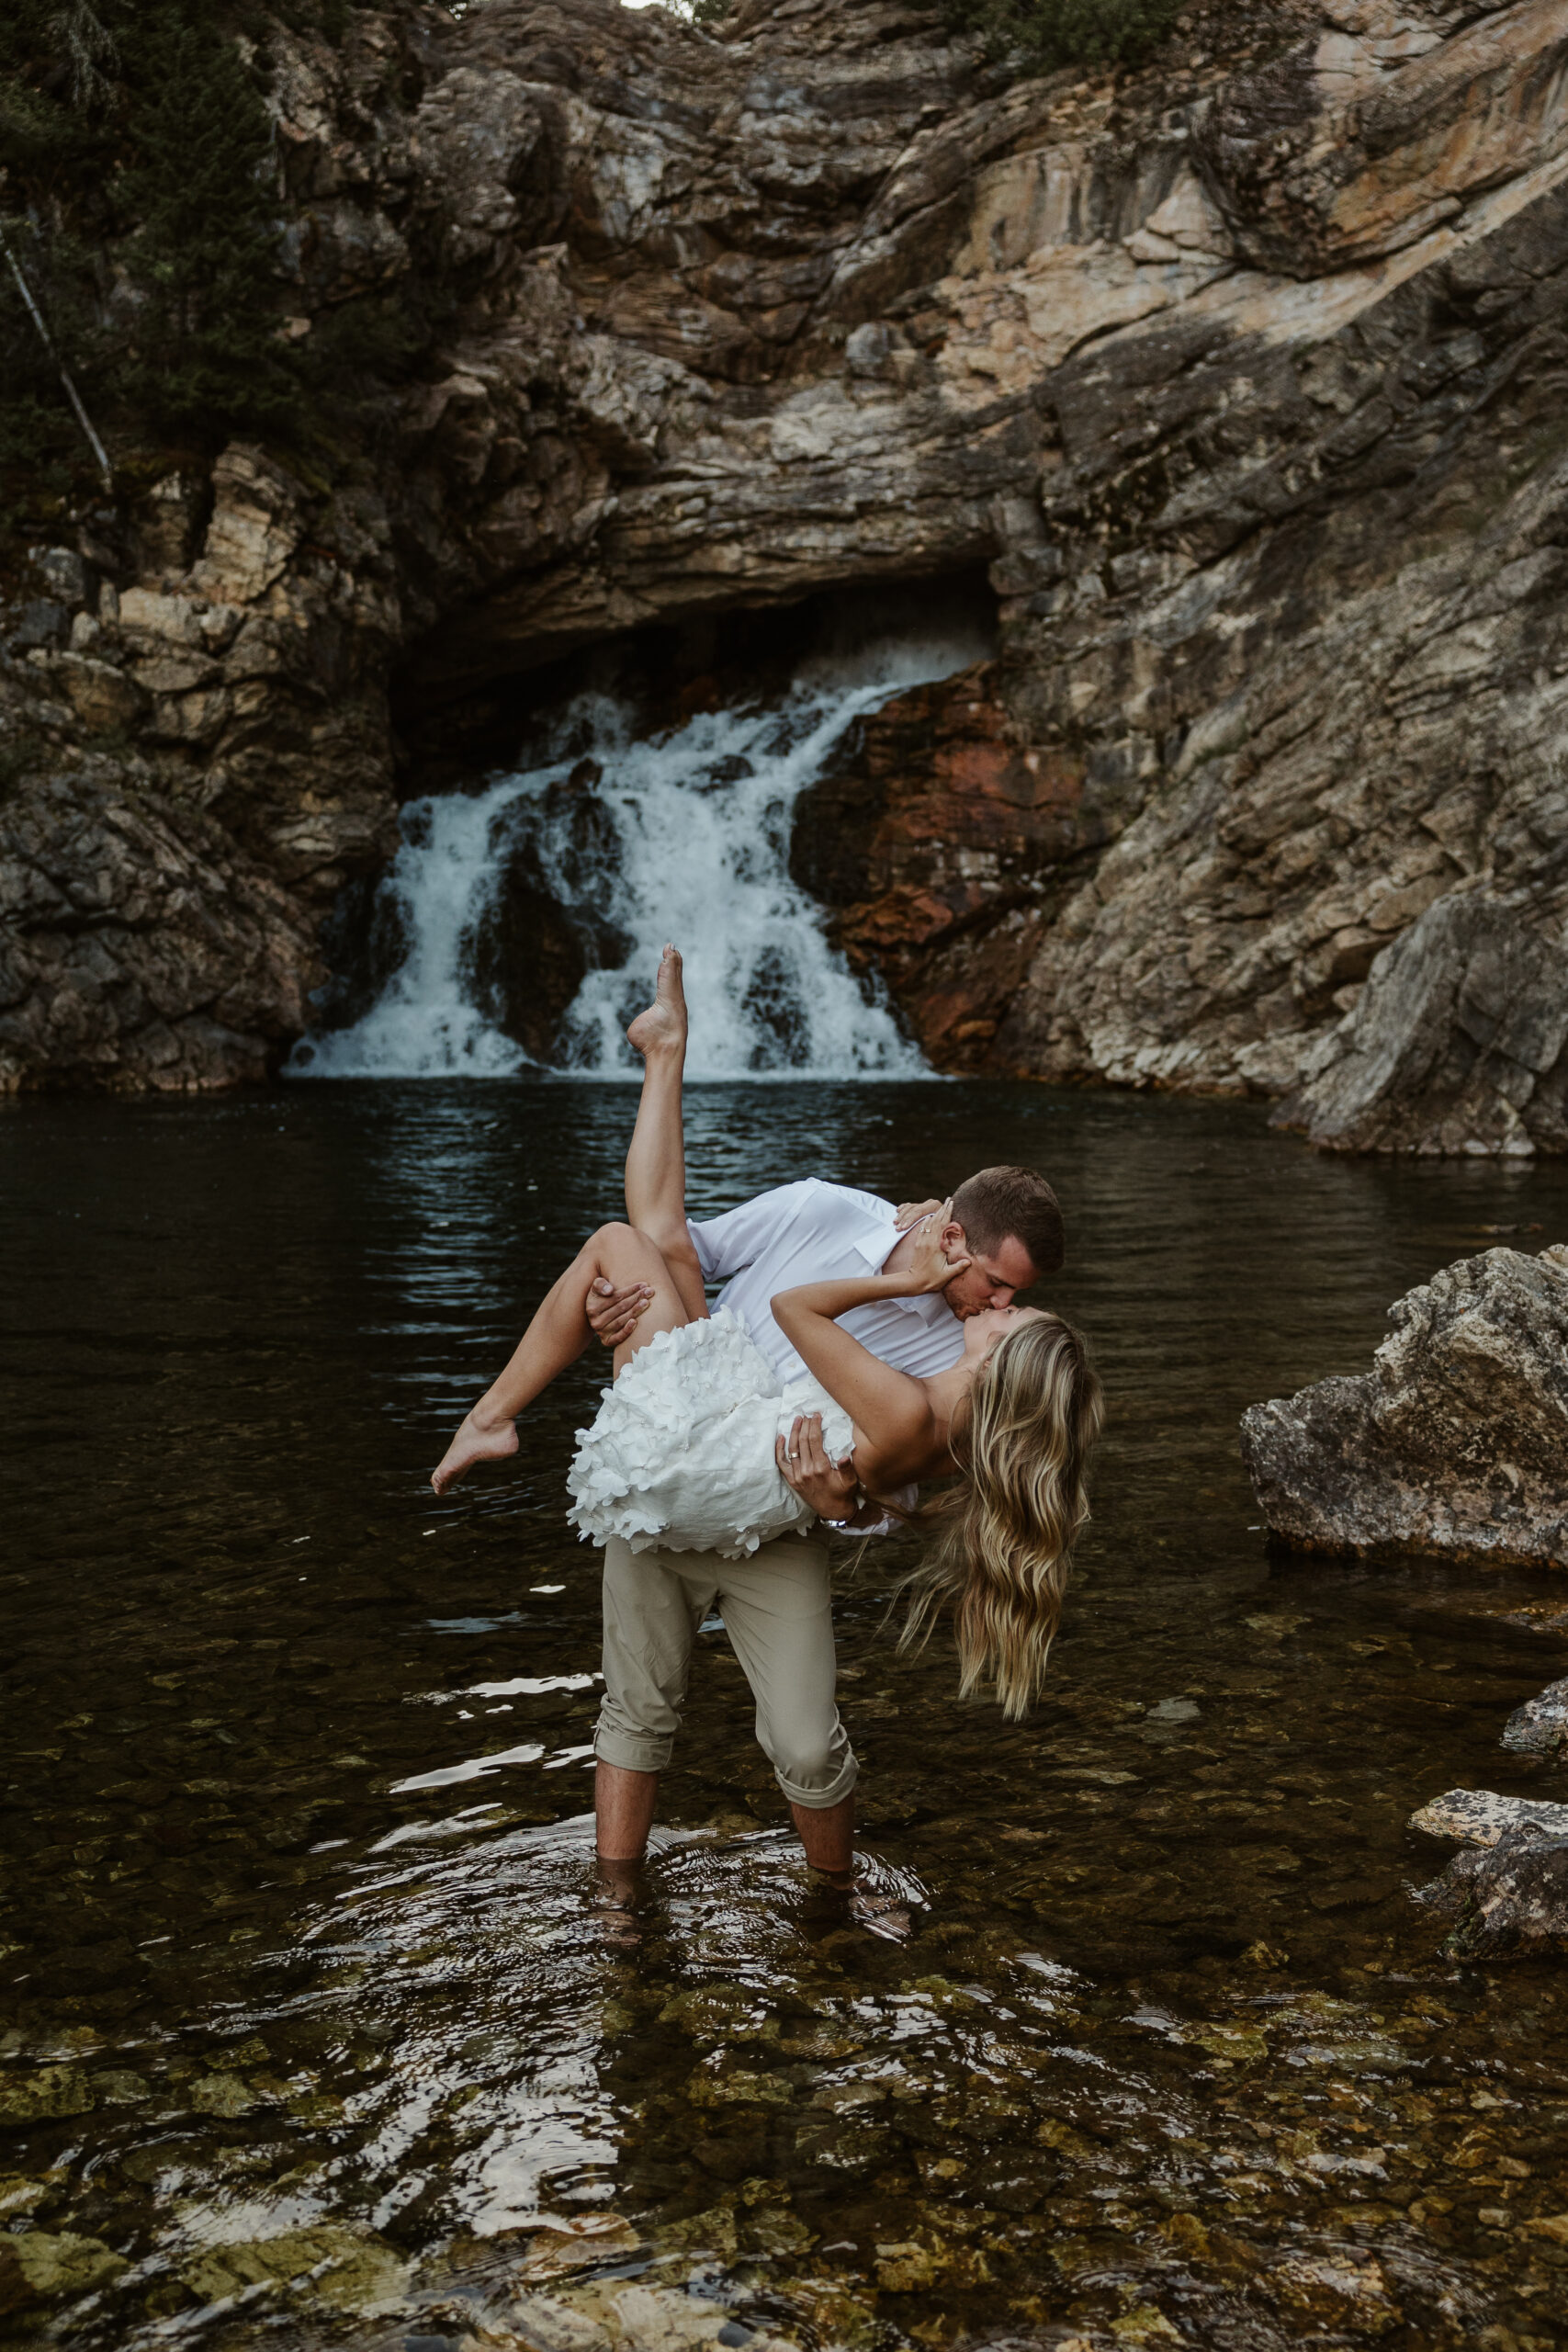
[626,943,687,1058]
[802,1858,918,1942]
[592,1853,649,1946]
[430,1409,518,1495]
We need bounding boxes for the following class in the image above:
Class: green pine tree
[943,0,1179,76]
[117,6,302,442]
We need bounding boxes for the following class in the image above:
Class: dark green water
[4,1079,1568,2352]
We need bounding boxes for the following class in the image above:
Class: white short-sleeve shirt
[687,1178,965,1386]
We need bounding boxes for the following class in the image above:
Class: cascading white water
[288,628,984,1080]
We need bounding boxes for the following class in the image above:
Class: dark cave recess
[392,568,998,794]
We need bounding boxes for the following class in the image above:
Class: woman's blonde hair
[897,1314,1102,1717]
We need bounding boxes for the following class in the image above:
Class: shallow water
[4,1080,1568,2352]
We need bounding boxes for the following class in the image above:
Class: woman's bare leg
[431,1222,688,1494]
[624,944,706,1324]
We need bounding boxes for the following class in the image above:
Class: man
[584,1155,1065,1880]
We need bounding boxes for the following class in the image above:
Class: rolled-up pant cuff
[594,1725,672,1774]
[775,1749,858,1810]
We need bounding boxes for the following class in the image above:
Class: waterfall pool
[289,627,987,1082]
[4,1078,1568,2349]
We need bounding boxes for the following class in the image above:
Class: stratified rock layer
[5,0,1568,1126]
[1239,1242,1568,1563]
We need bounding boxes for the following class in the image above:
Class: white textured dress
[566,1309,855,1559]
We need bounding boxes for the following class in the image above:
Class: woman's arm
[772,1225,969,1483]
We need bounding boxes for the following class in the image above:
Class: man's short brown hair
[951,1165,1065,1278]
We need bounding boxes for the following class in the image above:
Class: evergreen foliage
[117,8,302,439]
[943,0,1179,75]
[0,0,430,514]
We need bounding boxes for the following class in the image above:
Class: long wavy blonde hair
[897,1314,1103,1717]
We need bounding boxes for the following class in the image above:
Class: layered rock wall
[4,0,1568,1140]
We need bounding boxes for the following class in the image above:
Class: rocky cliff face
[4,0,1568,1145]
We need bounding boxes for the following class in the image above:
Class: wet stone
[1410,1788,1568,1846]
[518,2217,643,2280]
[1503,1675,1568,1756]
[0,2068,94,2127]
[689,2068,794,2110]
[180,2223,408,2314]
[6,2230,128,2301]
[91,2070,150,2104]
[1262,2250,1403,2335]
[1416,1826,1568,1957]
[186,2070,260,2116]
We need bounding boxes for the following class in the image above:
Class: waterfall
[288,628,982,1081]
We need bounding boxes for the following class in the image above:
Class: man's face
[941,1227,1038,1318]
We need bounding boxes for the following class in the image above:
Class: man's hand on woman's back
[776,1411,859,1522]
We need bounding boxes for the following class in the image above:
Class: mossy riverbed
[4,1080,1568,2350]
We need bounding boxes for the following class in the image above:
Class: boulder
[1414,1822,1568,1958]
[1239,1243,1568,1564]
[1503,1674,1568,1755]
[1409,1788,1568,1845]
[1409,1787,1568,1956]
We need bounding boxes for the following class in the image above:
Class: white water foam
[288,629,983,1080]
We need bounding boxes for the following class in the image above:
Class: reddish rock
[791,663,1102,1070]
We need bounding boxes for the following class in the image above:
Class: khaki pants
[594,1530,857,1809]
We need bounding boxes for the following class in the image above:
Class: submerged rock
[181,2223,408,2315]
[1503,1674,1568,1755]
[1263,2252,1401,2337]
[502,2277,800,2352]
[0,2065,95,2127]
[1239,1244,1568,1564]
[1,2230,127,2304]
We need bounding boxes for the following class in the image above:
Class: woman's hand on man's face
[775,1412,857,1519]
[905,1201,972,1295]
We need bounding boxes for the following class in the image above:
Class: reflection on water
[4,1080,1568,2349]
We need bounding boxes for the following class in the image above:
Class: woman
[432,948,1102,1716]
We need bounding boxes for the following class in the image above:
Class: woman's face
[961,1303,1047,1363]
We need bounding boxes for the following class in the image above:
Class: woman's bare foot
[626,944,687,1058]
[431,1408,519,1495]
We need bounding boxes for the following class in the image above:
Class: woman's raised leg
[623,944,706,1324]
[431,1222,689,1495]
